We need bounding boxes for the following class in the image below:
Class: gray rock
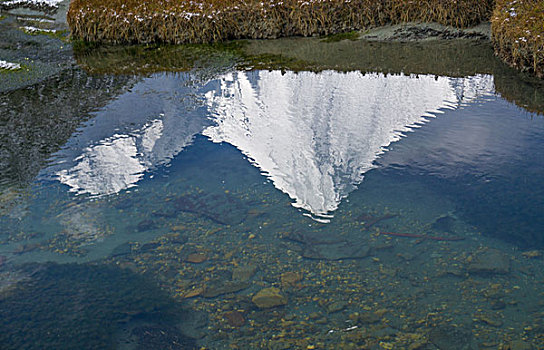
[468,249,510,275]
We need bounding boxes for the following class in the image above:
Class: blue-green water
[1,27,544,350]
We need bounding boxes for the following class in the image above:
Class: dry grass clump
[492,0,544,78]
[67,0,494,45]
[389,0,494,28]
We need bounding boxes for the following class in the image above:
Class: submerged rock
[223,311,245,327]
[429,325,478,350]
[467,249,510,275]
[252,287,287,309]
[431,214,458,234]
[302,242,370,260]
[232,265,257,281]
[202,281,250,298]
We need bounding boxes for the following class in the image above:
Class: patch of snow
[1,0,64,7]
[0,60,22,70]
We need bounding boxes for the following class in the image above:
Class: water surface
[1,30,544,349]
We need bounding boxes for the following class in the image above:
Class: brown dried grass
[67,0,494,44]
[492,0,544,78]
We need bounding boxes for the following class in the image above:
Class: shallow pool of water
[1,32,544,349]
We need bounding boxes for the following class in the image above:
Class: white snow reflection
[204,71,494,219]
[50,70,494,219]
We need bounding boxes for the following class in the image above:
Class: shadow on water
[0,262,197,349]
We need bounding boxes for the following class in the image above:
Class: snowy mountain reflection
[204,71,494,220]
[50,70,494,220]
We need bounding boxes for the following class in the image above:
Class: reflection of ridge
[50,73,213,196]
[204,71,495,220]
[47,69,494,218]
[0,70,138,188]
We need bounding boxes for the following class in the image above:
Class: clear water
[1,39,544,349]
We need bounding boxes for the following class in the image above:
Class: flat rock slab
[252,287,287,309]
[302,242,370,260]
[468,249,510,275]
[202,281,250,298]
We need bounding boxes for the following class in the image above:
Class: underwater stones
[177,310,208,340]
[302,242,370,260]
[522,250,542,259]
[281,271,302,287]
[467,249,510,275]
[428,325,478,350]
[232,265,257,281]
[474,312,503,327]
[181,286,205,299]
[325,300,348,314]
[173,191,247,226]
[224,310,245,327]
[431,214,458,234]
[506,340,533,350]
[252,287,287,309]
[185,252,208,264]
[490,299,506,310]
[202,281,251,298]
[357,311,381,324]
[131,324,195,349]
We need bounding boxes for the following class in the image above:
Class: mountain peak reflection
[51,70,494,220]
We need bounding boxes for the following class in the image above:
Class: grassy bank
[67,0,494,44]
[492,0,544,78]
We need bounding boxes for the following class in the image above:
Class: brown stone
[281,271,302,286]
[475,313,503,327]
[232,265,257,281]
[185,252,207,263]
[224,311,245,327]
[182,287,204,298]
[202,281,251,298]
[252,287,287,308]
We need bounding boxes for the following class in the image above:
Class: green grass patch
[321,30,360,43]
[22,27,70,42]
